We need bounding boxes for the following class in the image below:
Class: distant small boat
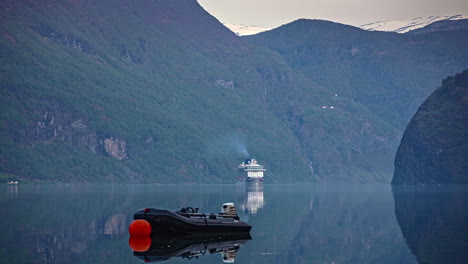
[7,181,18,185]
[129,203,251,236]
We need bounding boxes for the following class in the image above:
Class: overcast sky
[198,0,468,28]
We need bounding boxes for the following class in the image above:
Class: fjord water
[0,184,466,263]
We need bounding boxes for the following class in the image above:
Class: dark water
[0,184,466,264]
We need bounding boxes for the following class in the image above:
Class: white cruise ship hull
[245,177,263,184]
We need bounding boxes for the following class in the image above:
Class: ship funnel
[221,203,237,215]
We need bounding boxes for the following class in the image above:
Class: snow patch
[224,24,271,36]
[360,15,468,33]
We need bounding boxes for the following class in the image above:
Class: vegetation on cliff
[392,70,468,184]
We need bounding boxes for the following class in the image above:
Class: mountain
[225,15,468,36]
[392,70,468,184]
[1,0,468,183]
[360,15,468,33]
[224,15,468,36]
[247,19,468,182]
[0,0,314,183]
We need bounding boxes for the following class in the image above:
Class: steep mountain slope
[247,19,468,182]
[248,19,468,127]
[392,70,468,184]
[0,0,315,183]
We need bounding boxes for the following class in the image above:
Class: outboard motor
[221,203,237,215]
[221,249,238,263]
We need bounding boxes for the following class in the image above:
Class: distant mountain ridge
[407,19,468,34]
[225,15,468,36]
[247,18,468,182]
[360,15,468,33]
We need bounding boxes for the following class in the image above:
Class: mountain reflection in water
[1,184,466,263]
[393,185,468,264]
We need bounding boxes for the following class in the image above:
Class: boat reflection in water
[129,234,251,263]
[239,184,265,215]
[7,184,18,200]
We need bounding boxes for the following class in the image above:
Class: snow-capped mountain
[359,15,468,33]
[224,24,271,36]
[225,14,468,36]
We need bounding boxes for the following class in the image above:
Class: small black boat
[130,233,251,263]
[129,203,251,236]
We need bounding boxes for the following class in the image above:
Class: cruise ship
[238,158,265,183]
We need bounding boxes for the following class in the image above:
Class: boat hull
[133,209,251,236]
[245,177,263,184]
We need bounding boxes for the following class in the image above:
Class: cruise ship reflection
[129,234,251,263]
[239,184,265,215]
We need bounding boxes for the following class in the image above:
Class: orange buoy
[128,236,152,252]
[128,219,152,236]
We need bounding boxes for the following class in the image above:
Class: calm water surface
[0,184,466,263]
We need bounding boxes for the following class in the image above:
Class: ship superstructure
[238,158,265,183]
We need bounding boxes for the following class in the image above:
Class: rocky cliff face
[29,102,128,160]
[392,70,468,184]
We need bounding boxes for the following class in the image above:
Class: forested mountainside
[392,70,468,184]
[246,19,468,182]
[0,0,316,183]
[1,0,468,183]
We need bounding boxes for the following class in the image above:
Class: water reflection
[130,234,251,263]
[238,184,265,215]
[7,184,18,200]
[3,184,459,263]
[101,213,128,235]
[393,186,468,264]
[278,185,417,264]
[0,185,135,264]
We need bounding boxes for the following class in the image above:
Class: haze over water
[1,184,466,263]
